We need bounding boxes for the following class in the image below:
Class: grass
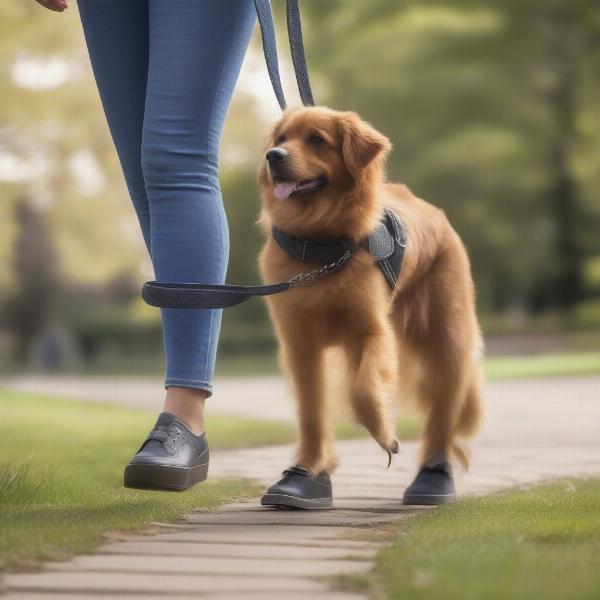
[26,345,600,381]
[215,350,600,380]
[0,389,299,572]
[485,351,600,379]
[374,478,600,600]
[0,389,421,573]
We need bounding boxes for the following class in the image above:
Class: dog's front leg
[279,328,336,474]
[344,331,399,463]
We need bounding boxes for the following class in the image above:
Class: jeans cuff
[164,378,213,398]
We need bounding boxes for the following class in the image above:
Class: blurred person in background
[35,0,257,491]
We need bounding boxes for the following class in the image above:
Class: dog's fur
[257,106,483,474]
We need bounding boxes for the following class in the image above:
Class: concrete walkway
[2,375,599,599]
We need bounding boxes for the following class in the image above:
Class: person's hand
[34,0,68,12]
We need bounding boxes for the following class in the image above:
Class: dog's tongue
[274,181,297,199]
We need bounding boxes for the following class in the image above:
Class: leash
[143,206,408,309]
[253,0,314,110]
[285,0,315,107]
[142,1,406,311]
[143,0,338,310]
[143,250,352,309]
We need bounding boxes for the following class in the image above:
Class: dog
[256,106,483,503]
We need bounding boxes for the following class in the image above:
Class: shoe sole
[402,493,456,506]
[124,461,209,492]
[261,493,334,510]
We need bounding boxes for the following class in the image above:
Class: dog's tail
[451,363,484,469]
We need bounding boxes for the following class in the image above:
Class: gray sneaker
[124,412,209,492]
[261,465,333,510]
[403,455,456,505]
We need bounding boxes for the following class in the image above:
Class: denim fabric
[77,0,257,397]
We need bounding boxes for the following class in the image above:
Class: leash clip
[287,250,352,288]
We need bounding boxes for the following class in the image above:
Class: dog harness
[142,209,407,310]
[141,1,408,310]
[272,208,407,289]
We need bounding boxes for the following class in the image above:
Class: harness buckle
[301,240,309,261]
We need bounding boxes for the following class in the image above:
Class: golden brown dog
[257,106,483,476]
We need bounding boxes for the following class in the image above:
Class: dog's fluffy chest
[262,247,394,345]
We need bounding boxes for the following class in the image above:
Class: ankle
[163,386,208,435]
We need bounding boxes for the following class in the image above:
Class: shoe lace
[143,424,183,451]
[282,465,310,477]
[422,463,450,476]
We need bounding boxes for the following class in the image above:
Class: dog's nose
[266,147,288,164]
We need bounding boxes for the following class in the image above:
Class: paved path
[3,373,600,425]
[2,375,599,599]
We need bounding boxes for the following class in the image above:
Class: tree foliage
[303,0,600,312]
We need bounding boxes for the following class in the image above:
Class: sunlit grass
[485,352,600,379]
[215,350,600,380]
[375,479,600,600]
[0,389,291,572]
[0,388,421,572]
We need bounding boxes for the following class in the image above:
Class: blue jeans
[77,0,257,397]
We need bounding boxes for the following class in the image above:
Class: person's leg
[77,1,203,428]
[77,0,151,249]
[142,0,257,424]
[78,0,256,435]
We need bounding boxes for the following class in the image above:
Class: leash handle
[143,280,292,310]
[254,0,315,110]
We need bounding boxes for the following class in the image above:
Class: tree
[303,0,600,313]
[3,198,61,362]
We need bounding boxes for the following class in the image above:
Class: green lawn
[0,389,298,572]
[0,389,421,572]
[374,478,600,600]
[485,351,600,379]
[214,350,600,380]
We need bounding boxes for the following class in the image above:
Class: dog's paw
[384,438,400,469]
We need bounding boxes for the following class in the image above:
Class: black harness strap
[364,208,408,289]
[271,226,358,264]
[272,208,406,288]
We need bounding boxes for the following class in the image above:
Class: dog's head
[258,106,391,238]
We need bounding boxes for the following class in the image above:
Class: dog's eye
[307,134,326,146]
[275,134,286,145]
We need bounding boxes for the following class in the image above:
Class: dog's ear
[339,112,391,178]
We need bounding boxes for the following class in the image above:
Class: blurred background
[1,0,599,381]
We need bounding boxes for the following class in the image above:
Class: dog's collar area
[141,210,407,309]
[271,226,358,264]
[271,207,407,289]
